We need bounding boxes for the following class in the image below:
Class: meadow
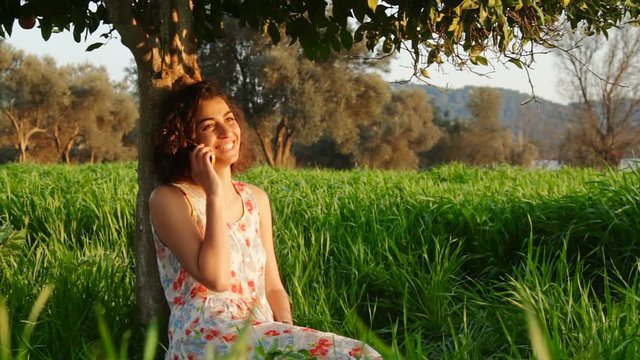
[0,163,639,359]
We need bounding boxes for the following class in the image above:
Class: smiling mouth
[215,141,235,152]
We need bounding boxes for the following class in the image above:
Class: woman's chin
[214,155,239,167]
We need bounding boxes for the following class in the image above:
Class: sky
[4,23,568,104]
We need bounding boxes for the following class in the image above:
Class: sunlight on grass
[1,163,639,358]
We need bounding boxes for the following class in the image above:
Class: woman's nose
[216,123,231,137]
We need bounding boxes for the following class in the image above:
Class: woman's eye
[225,117,236,123]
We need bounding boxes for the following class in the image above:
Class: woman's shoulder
[149,183,188,206]
[236,182,269,203]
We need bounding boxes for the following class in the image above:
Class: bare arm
[149,186,231,292]
[250,184,293,324]
[149,145,231,292]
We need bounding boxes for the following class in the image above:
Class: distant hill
[395,84,573,158]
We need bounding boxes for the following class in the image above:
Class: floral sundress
[153,181,382,359]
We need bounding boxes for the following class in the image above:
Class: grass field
[0,163,639,359]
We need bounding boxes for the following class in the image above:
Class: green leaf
[318,40,331,60]
[508,58,523,69]
[73,26,82,42]
[94,305,117,360]
[0,302,11,360]
[17,285,54,360]
[340,28,353,49]
[142,318,158,360]
[353,1,366,23]
[354,26,365,42]
[86,42,104,52]
[1,18,14,37]
[303,45,318,60]
[267,22,281,44]
[331,1,349,27]
[328,34,341,52]
[118,330,132,360]
[40,19,53,41]
[255,344,266,357]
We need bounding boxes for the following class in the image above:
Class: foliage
[556,25,640,168]
[2,0,637,333]
[0,44,68,163]
[409,85,572,160]
[0,43,138,164]
[0,1,637,72]
[199,20,439,170]
[1,163,640,358]
[425,87,538,166]
[355,86,441,169]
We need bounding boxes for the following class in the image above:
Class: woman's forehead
[196,97,231,119]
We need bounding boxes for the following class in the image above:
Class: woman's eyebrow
[198,110,234,124]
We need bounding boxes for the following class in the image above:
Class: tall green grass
[0,163,638,358]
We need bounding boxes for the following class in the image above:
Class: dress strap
[233,181,260,219]
[171,183,197,221]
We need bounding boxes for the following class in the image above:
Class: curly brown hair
[154,80,254,184]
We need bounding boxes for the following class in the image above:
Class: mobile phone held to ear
[185,140,214,165]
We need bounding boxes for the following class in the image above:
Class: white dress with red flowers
[153,181,382,359]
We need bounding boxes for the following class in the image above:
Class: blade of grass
[0,302,10,360]
[16,284,54,360]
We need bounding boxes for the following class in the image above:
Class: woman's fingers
[191,144,214,169]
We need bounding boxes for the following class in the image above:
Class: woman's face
[193,96,241,166]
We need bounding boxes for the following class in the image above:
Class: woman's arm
[250,184,293,324]
[150,185,231,292]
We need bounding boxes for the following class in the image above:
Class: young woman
[150,80,381,359]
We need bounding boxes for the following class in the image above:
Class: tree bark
[257,119,296,168]
[52,124,81,164]
[4,110,46,163]
[273,117,295,168]
[106,0,201,330]
[258,133,276,166]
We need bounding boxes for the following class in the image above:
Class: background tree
[426,87,538,167]
[556,25,640,168]
[355,87,442,169]
[199,19,392,168]
[58,65,137,163]
[260,57,396,168]
[437,88,512,165]
[0,45,137,164]
[84,83,138,162]
[1,0,636,326]
[0,43,69,163]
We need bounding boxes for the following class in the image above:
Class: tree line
[1,24,638,170]
[198,20,541,170]
[0,41,137,164]
[198,20,640,170]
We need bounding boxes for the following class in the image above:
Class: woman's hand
[190,144,221,196]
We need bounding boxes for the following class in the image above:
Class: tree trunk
[258,124,296,168]
[106,0,201,331]
[4,110,46,163]
[276,118,295,168]
[18,142,26,163]
[63,141,73,164]
[258,133,276,167]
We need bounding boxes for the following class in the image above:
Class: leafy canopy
[0,0,638,69]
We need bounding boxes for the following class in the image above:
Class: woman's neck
[183,167,236,197]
